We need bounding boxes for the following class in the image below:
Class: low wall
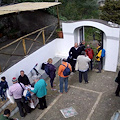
[0,38,74,86]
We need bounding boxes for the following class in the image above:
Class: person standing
[96,43,102,73]
[58,59,72,93]
[85,45,94,70]
[30,75,47,110]
[75,51,91,83]
[79,40,85,55]
[0,109,17,120]
[115,71,120,97]
[18,70,30,86]
[46,58,56,91]
[68,43,79,72]
[0,76,8,101]
[9,77,31,118]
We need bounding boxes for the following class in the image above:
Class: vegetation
[100,0,120,25]
[1,0,99,21]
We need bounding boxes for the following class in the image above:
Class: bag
[41,63,47,70]
[45,64,50,75]
[86,49,93,59]
[21,96,25,103]
[101,49,105,58]
[19,83,27,103]
[6,89,15,104]
[115,77,118,83]
[62,63,71,76]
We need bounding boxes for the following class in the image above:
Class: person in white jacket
[75,51,91,83]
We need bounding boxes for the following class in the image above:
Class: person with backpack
[75,51,91,83]
[58,59,72,94]
[96,43,102,73]
[9,77,31,118]
[0,76,8,101]
[85,44,94,70]
[45,58,56,91]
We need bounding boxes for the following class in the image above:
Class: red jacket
[85,48,94,59]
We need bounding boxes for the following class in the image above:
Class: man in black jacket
[69,43,79,72]
[18,70,30,86]
[115,71,120,96]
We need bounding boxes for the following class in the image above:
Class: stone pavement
[13,69,120,120]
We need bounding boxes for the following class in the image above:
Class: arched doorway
[74,26,106,70]
[62,19,120,72]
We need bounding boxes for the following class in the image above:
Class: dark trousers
[97,61,101,72]
[0,90,6,101]
[15,98,31,117]
[70,60,76,72]
[38,96,47,109]
[90,59,93,70]
[115,84,120,96]
[50,78,54,88]
[79,71,88,83]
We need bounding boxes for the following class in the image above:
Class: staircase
[0,57,61,117]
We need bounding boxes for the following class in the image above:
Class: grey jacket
[75,55,91,72]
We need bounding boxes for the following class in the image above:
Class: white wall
[0,40,58,86]
[1,20,120,87]
[62,20,120,72]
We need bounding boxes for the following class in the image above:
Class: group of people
[67,41,103,83]
[0,41,104,119]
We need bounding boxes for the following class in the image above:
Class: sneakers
[51,88,56,91]
[58,90,63,94]
[85,82,89,84]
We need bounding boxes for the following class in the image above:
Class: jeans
[79,70,88,83]
[59,77,68,93]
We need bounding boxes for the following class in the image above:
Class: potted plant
[56,28,63,38]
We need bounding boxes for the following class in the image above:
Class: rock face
[0,10,58,40]
[16,10,58,34]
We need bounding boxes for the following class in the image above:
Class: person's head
[32,75,39,83]
[87,44,90,48]
[97,43,101,47]
[81,51,85,55]
[74,42,78,48]
[62,58,67,63]
[47,58,53,64]
[82,41,85,45]
[20,70,24,77]
[4,109,10,117]
[12,77,18,84]
[1,76,6,82]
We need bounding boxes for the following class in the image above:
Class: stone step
[0,56,61,117]
[28,57,61,83]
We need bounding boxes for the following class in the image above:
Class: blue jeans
[59,77,68,93]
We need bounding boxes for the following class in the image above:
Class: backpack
[62,63,71,76]
[101,49,105,58]
[45,64,50,75]
[86,49,93,59]
[41,63,47,70]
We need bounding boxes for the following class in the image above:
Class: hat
[62,58,67,62]
[12,77,17,82]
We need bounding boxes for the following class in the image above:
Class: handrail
[0,22,58,51]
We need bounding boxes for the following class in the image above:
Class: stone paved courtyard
[12,69,120,120]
